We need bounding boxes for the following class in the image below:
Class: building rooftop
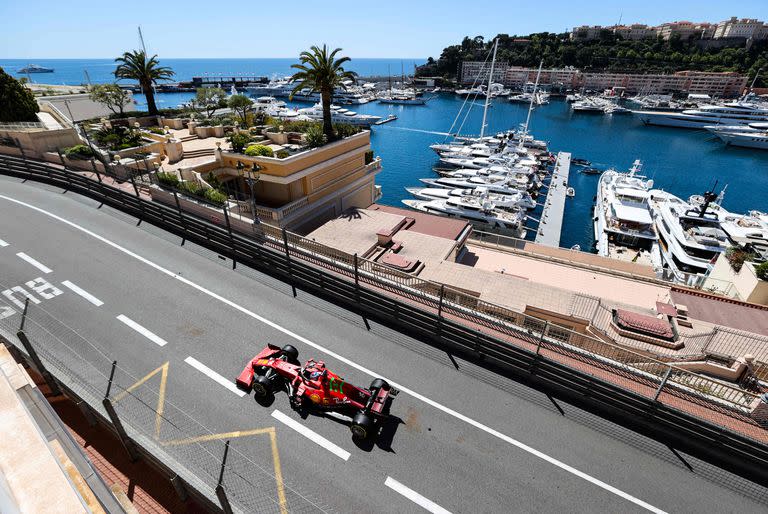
[306,208,406,256]
[670,288,768,336]
[368,204,470,241]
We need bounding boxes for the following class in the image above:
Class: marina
[535,152,570,247]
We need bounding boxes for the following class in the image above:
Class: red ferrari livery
[236,344,397,439]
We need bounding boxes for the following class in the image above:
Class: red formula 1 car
[236,344,397,439]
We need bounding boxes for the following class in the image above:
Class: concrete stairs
[179,134,198,143]
[183,148,216,159]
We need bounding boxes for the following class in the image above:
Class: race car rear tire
[369,378,389,391]
[281,345,299,363]
[351,411,374,440]
[252,375,273,398]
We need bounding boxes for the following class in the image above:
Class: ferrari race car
[236,344,397,439]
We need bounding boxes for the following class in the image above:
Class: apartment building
[612,24,659,41]
[459,61,510,85]
[570,25,605,40]
[714,17,768,40]
[504,67,580,88]
[657,21,715,40]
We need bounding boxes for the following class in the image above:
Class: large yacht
[18,64,54,73]
[710,126,768,150]
[634,101,768,129]
[648,189,731,285]
[402,198,527,238]
[406,186,536,210]
[298,103,381,127]
[593,160,659,267]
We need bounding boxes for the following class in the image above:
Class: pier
[535,151,571,248]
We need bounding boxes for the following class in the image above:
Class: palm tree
[114,50,174,116]
[290,45,357,142]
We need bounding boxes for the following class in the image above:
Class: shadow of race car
[236,344,397,439]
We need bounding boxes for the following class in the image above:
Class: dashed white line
[184,356,246,397]
[16,252,52,273]
[0,239,8,247]
[271,409,351,461]
[61,280,104,306]
[385,477,451,514]
[0,194,667,514]
[116,314,168,347]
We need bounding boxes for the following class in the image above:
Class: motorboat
[634,101,768,129]
[18,64,53,73]
[421,173,535,194]
[710,127,768,150]
[402,198,526,238]
[593,160,659,268]
[405,186,536,210]
[572,99,604,112]
[566,187,575,197]
[374,114,398,125]
[648,189,730,285]
[298,103,381,127]
[604,104,631,114]
[580,167,602,175]
[572,158,591,167]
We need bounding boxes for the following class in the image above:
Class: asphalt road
[0,175,766,513]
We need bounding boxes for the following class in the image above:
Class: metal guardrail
[1,153,767,490]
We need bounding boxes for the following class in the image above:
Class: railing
[0,121,45,131]
[1,153,767,489]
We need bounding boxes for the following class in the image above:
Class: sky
[1,0,766,59]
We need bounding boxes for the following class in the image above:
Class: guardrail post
[169,475,188,501]
[215,440,234,514]
[90,158,103,184]
[653,367,673,402]
[19,297,29,331]
[16,329,61,396]
[57,150,74,191]
[16,139,27,163]
[76,400,97,427]
[437,284,445,337]
[102,361,140,462]
[222,204,235,269]
[536,321,550,355]
[128,170,140,197]
[282,228,297,297]
[353,253,370,330]
[173,191,187,246]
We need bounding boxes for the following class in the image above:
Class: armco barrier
[1,154,768,489]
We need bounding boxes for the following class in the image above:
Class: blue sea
[3,58,767,251]
[0,58,424,85]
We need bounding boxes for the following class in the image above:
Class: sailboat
[379,63,425,105]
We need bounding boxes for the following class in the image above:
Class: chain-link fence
[0,286,329,513]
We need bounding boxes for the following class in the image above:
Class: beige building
[570,25,604,40]
[714,17,768,40]
[504,66,580,88]
[613,24,659,40]
[657,21,714,40]
[460,61,509,85]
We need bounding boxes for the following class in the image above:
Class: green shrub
[725,246,757,272]
[227,132,251,153]
[304,124,327,148]
[63,144,95,160]
[148,126,165,135]
[156,172,180,188]
[364,149,374,165]
[245,144,273,157]
[333,123,360,139]
[756,262,768,281]
[204,188,227,206]
[179,181,203,196]
[275,149,290,159]
[93,126,142,151]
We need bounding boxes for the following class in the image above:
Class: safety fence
[0,283,330,514]
[1,153,768,490]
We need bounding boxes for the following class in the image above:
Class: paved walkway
[535,152,571,247]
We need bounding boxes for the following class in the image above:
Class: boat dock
[535,151,571,247]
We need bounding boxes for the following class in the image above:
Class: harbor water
[125,93,768,252]
[4,55,767,251]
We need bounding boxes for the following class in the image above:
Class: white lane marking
[271,410,351,461]
[0,239,8,247]
[16,252,52,273]
[116,314,168,347]
[184,356,246,397]
[61,280,104,306]
[385,477,451,514]
[0,194,667,514]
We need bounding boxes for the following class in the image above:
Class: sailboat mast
[480,38,498,139]
[138,26,147,53]
[520,60,543,147]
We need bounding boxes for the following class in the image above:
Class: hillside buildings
[459,63,747,97]
[570,17,767,41]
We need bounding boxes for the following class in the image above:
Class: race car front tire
[369,378,389,391]
[252,375,273,398]
[351,411,374,439]
[281,345,300,364]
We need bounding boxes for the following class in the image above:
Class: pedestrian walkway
[535,152,571,247]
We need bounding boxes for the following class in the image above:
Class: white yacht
[402,198,526,238]
[648,189,731,285]
[711,127,768,150]
[297,103,381,127]
[406,186,536,210]
[421,173,535,194]
[572,99,604,112]
[635,101,768,129]
[593,160,659,267]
